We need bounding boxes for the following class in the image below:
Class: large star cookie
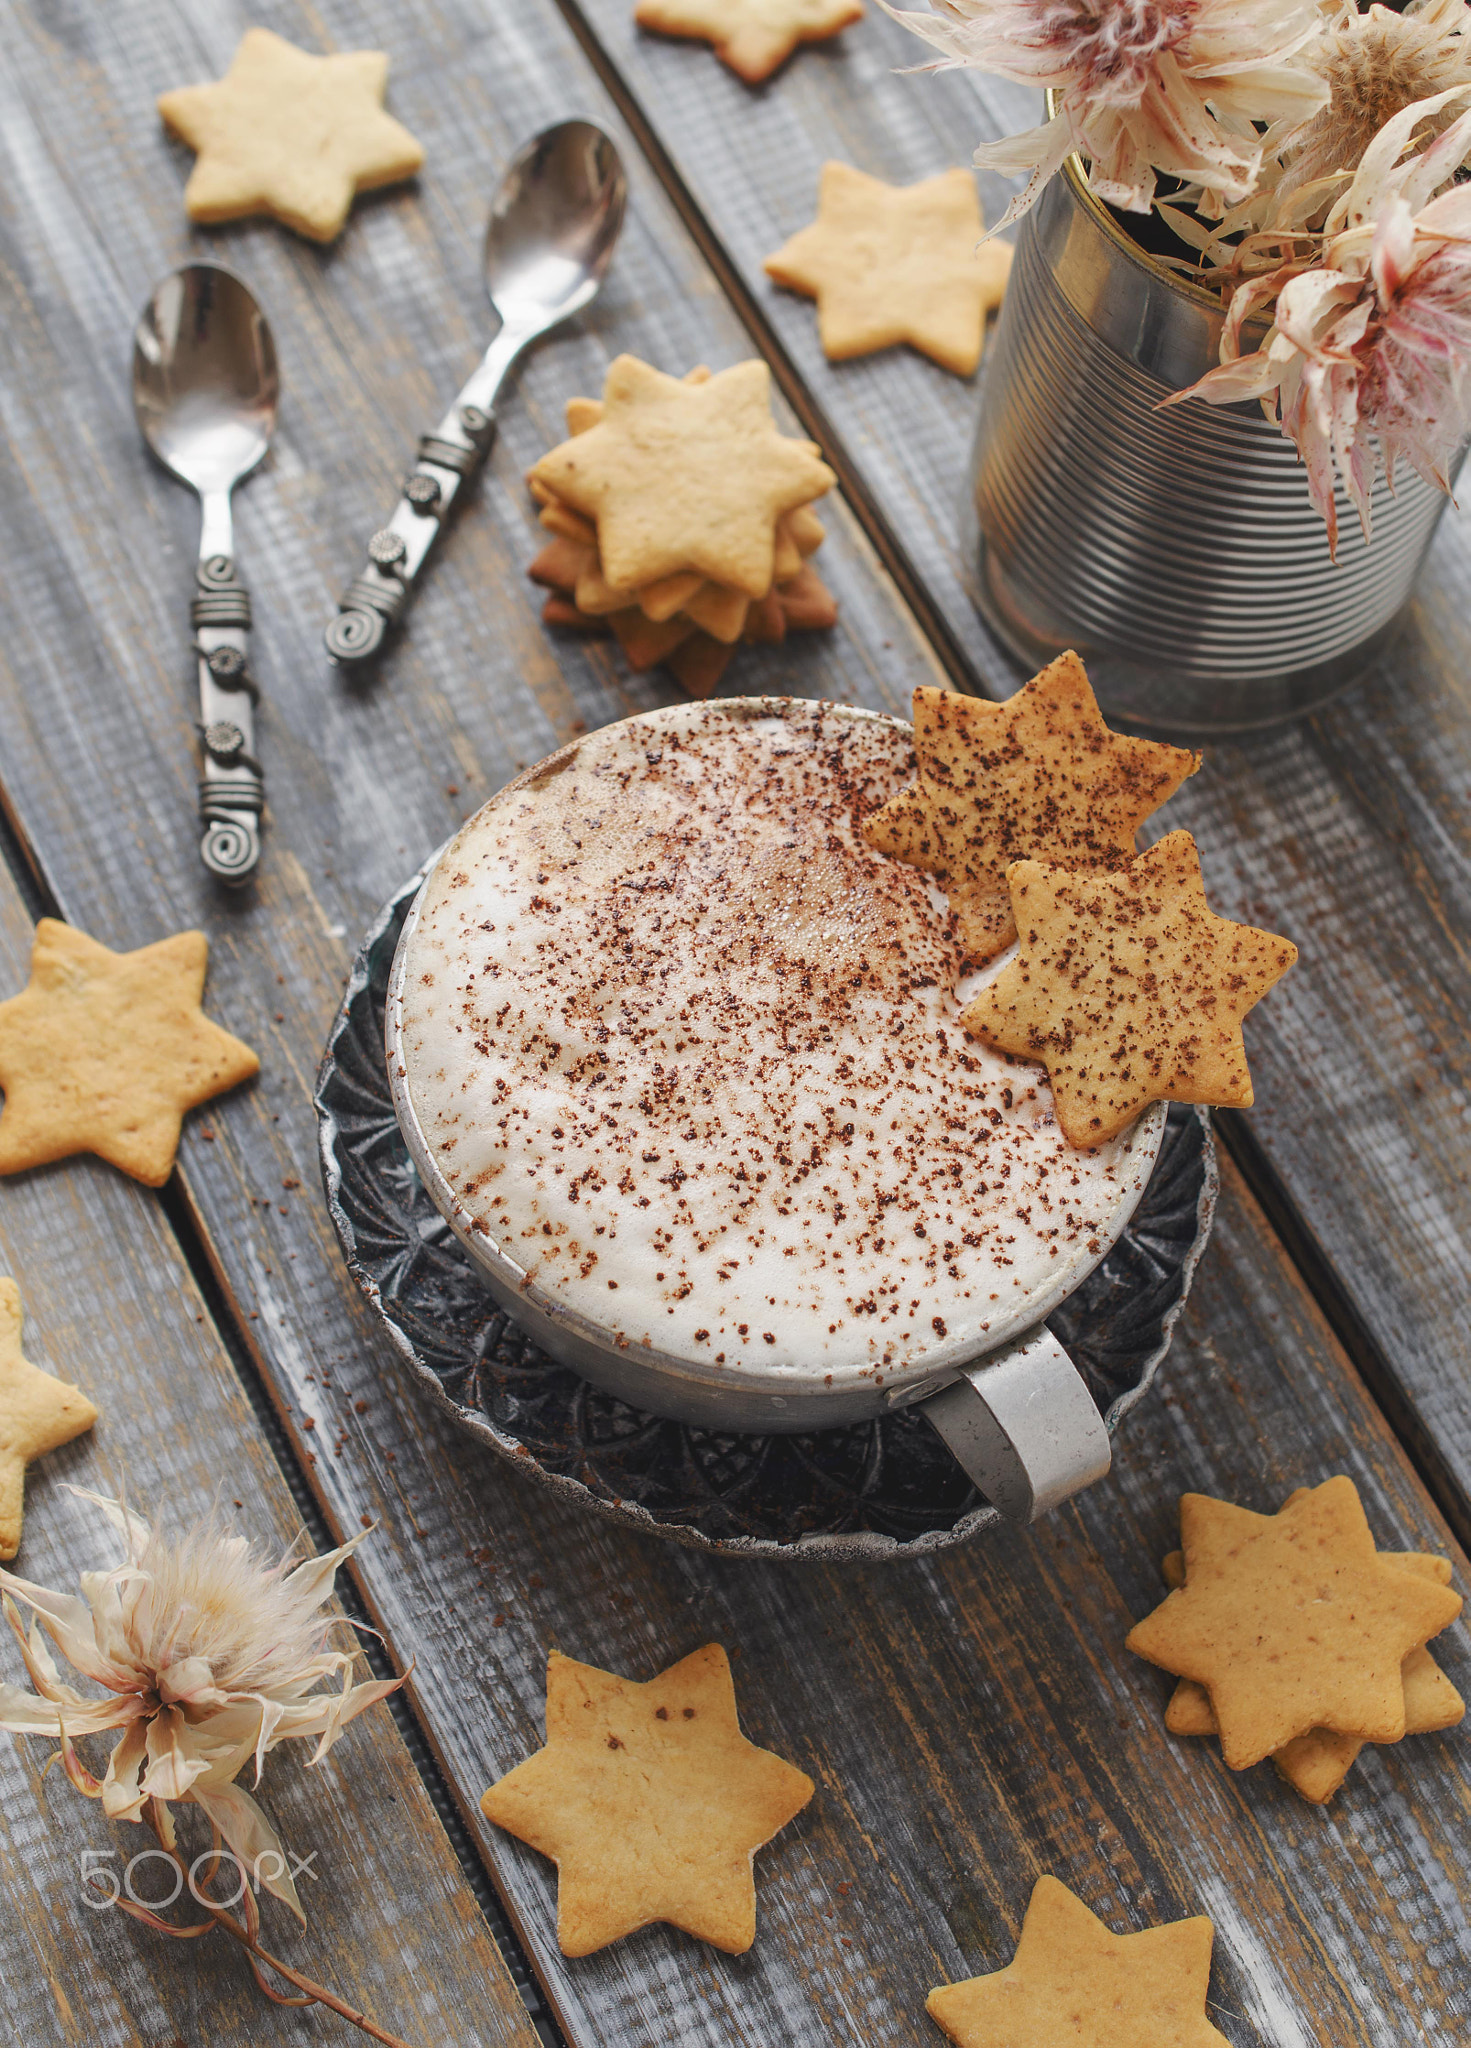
[1160,1544,1464,1803]
[481,1644,813,1954]
[766,164,1012,375]
[962,831,1296,1147]
[1127,1477,1463,1769]
[0,920,259,1187]
[0,1279,97,1560]
[635,0,865,83]
[863,657,1199,963]
[530,357,835,597]
[158,28,424,243]
[928,1875,1229,2048]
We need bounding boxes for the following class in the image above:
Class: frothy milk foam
[398,700,1152,1390]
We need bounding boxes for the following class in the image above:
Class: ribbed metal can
[970,159,1455,734]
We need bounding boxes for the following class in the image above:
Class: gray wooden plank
[563,0,1471,1537]
[0,1,1467,2044]
[0,898,539,2039]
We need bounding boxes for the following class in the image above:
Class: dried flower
[1286,0,1471,197]
[881,0,1330,227]
[0,1488,402,1921]
[1169,90,1471,549]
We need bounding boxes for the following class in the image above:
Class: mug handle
[920,1324,1111,1524]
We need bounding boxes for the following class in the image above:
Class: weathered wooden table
[1,4,1469,2043]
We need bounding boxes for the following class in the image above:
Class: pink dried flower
[1170,89,1471,550]
[881,0,1329,227]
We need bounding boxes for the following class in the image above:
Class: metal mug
[385,698,1167,1523]
[969,156,1456,735]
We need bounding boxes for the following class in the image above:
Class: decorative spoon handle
[324,329,522,668]
[193,548,264,885]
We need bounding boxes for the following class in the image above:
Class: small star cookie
[530,356,835,598]
[1160,1546,1464,1803]
[481,1644,813,1955]
[962,831,1296,1146]
[0,1280,97,1561]
[635,0,865,83]
[928,1875,1229,2048]
[0,920,259,1187]
[864,658,1200,964]
[158,28,424,243]
[766,163,1012,375]
[1127,1477,1463,1769]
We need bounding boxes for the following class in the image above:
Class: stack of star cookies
[527,356,839,697]
[1128,1477,1465,1805]
[865,654,1300,1147]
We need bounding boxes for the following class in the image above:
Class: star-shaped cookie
[961,831,1296,1147]
[0,1279,97,1561]
[530,357,835,598]
[1127,1478,1463,1769]
[635,0,865,83]
[0,920,259,1187]
[480,1644,813,1955]
[158,28,424,243]
[766,164,1012,374]
[863,658,1200,964]
[1160,1546,1464,1802]
[928,1875,1229,2048]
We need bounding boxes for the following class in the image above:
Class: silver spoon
[133,261,278,885]
[325,119,627,667]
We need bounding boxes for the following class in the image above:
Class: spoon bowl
[133,263,278,498]
[483,119,627,336]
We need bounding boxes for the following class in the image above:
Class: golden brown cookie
[0,1279,97,1560]
[635,0,864,83]
[530,357,834,598]
[1160,1546,1463,1801]
[638,570,708,621]
[157,27,423,243]
[537,497,599,547]
[0,921,259,1187]
[481,1644,812,1955]
[766,163,1011,375]
[784,504,827,555]
[1127,1478,1463,1769]
[1269,1646,1465,1802]
[775,561,839,631]
[927,1874,1228,2048]
[669,634,737,699]
[863,659,1199,964]
[962,831,1296,1146]
[527,537,595,592]
[609,608,698,671]
[684,583,750,643]
[542,594,607,633]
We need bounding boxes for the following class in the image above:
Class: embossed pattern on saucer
[315,862,1218,1561]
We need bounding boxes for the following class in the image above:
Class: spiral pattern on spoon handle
[194,555,264,886]
[325,404,497,667]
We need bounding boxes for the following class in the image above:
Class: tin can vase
[970,157,1456,735]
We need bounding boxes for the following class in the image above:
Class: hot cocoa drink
[393,699,1157,1402]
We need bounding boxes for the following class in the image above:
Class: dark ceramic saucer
[315,863,1218,1561]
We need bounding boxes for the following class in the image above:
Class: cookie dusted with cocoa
[864,656,1199,964]
[963,831,1295,1147]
